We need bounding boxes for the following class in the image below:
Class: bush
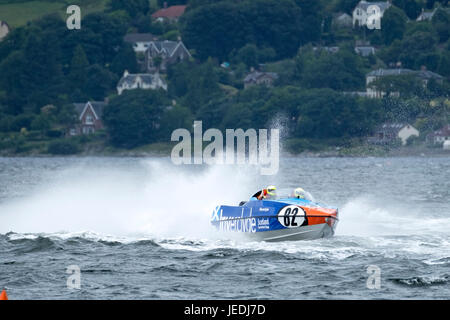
[47,140,80,155]
[46,129,63,138]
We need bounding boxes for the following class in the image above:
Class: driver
[291,187,308,199]
[252,185,277,200]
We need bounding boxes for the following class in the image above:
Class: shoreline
[0,144,448,158]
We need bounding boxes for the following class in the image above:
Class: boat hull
[246,223,335,242]
[211,198,338,242]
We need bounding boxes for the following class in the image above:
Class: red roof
[151,5,187,19]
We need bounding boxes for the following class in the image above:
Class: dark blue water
[0,157,449,299]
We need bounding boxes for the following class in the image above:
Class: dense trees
[103,90,170,148]
[294,46,366,91]
[381,6,408,45]
[181,0,303,60]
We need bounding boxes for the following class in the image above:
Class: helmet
[265,185,277,198]
[292,187,306,199]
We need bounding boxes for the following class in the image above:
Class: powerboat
[210,191,338,242]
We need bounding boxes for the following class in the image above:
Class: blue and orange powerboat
[211,190,338,242]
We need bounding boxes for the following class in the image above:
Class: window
[85,115,94,125]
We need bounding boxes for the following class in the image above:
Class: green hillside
[0,0,107,27]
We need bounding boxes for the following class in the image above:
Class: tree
[381,6,408,45]
[295,89,381,138]
[108,0,149,17]
[69,44,89,92]
[296,46,366,91]
[83,64,118,101]
[432,8,450,43]
[181,0,303,61]
[110,44,139,76]
[103,90,169,148]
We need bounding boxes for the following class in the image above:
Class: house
[0,21,10,42]
[151,3,187,23]
[144,40,191,72]
[444,140,450,150]
[426,124,450,145]
[416,8,437,21]
[312,46,340,54]
[116,70,167,95]
[70,101,106,136]
[355,46,376,56]
[332,13,353,28]
[366,68,414,98]
[123,33,159,53]
[365,68,444,98]
[415,68,444,86]
[353,1,391,28]
[368,123,419,145]
[244,71,279,89]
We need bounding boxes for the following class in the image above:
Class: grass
[0,0,107,28]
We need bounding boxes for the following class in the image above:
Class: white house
[0,21,10,42]
[443,140,450,150]
[416,8,437,21]
[398,124,420,145]
[353,1,391,28]
[369,123,419,146]
[332,12,353,28]
[116,70,167,95]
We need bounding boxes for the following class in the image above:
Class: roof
[355,46,375,56]
[417,8,437,20]
[367,68,415,77]
[416,70,444,80]
[376,123,413,134]
[117,73,163,87]
[354,1,391,12]
[0,21,10,39]
[367,68,444,80]
[244,71,279,83]
[147,40,190,58]
[151,5,187,19]
[124,33,158,43]
[73,101,106,120]
[313,46,340,53]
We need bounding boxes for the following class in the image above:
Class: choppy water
[0,156,449,299]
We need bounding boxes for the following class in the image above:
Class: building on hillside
[332,12,353,28]
[243,71,279,89]
[116,70,167,95]
[426,124,450,145]
[365,68,444,98]
[355,46,376,56]
[0,21,10,42]
[70,101,106,136]
[353,1,391,28]
[123,33,159,53]
[443,140,450,150]
[312,46,340,54]
[368,123,419,145]
[416,8,437,21]
[144,40,191,72]
[151,3,187,23]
